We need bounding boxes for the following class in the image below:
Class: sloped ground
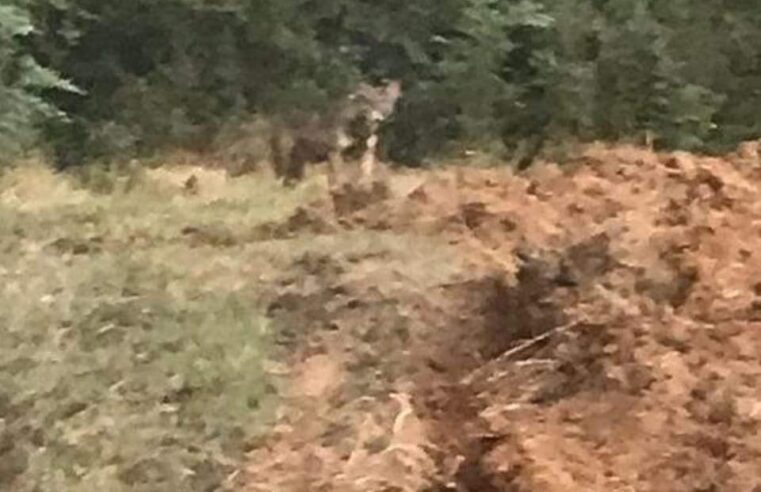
[241,143,761,491]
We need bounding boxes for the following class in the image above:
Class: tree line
[3,0,761,168]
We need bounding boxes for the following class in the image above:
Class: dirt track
[241,143,761,491]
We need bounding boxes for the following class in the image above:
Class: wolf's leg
[327,148,347,190]
[360,133,379,181]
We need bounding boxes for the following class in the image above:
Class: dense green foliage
[8,0,761,165]
[0,3,75,161]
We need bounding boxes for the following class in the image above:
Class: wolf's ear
[386,80,402,96]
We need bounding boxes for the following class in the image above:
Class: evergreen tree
[16,0,761,166]
[0,3,75,162]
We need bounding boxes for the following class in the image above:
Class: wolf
[269,80,402,186]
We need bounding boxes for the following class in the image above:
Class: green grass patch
[0,164,317,491]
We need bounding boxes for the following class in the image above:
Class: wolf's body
[269,80,402,186]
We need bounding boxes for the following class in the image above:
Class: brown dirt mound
[241,142,761,491]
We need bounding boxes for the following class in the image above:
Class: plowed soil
[241,143,761,491]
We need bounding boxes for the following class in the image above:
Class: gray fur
[270,80,402,186]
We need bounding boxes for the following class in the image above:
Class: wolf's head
[348,79,403,123]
